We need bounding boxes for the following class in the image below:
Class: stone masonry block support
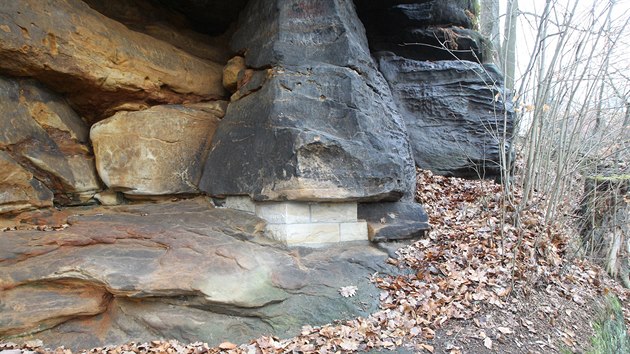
[224,197,368,246]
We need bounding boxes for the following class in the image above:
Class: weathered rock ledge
[0,198,395,350]
[0,0,226,122]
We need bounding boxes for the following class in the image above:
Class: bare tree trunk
[480,0,501,64]
[580,176,630,287]
[501,0,518,90]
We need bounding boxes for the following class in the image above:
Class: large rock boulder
[0,198,391,350]
[377,53,514,179]
[202,65,414,202]
[0,76,100,211]
[358,201,430,241]
[355,0,489,63]
[90,103,224,197]
[200,0,417,202]
[355,0,478,30]
[0,0,225,122]
[0,151,54,214]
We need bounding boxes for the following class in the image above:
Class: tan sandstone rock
[93,190,125,206]
[0,151,54,214]
[0,0,226,122]
[82,0,233,63]
[0,76,101,210]
[223,56,247,92]
[90,104,221,196]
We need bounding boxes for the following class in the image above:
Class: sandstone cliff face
[0,0,512,211]
[0,0,225,123]
[0,0,513,349]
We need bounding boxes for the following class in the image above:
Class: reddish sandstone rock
[0,199,389,350]
[0,0,226,122]
[0,151,54,214]
[0,76,100,212]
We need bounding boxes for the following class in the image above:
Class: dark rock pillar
[200,0,416,203]
[355,0,515,180]
[199,0,430,241]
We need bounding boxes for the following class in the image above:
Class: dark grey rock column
[199,0,429,241]
[200,0,415,203]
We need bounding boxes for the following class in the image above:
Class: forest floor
[1,170,628,354]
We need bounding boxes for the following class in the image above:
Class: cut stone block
[266,223,341,245]
[340,222,368,242]
[224,199,368,246]
[256,202,311,224]
[310,203,357,223]
[224,196,255,213]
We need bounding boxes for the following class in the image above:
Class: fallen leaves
[1,223,69,232]
[218,342,237,350]
[497,326,513,334]
[339,286,358,298]
[418,343,434,352]
[483,336,493,349]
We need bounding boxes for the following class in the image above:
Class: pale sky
[497,0,630,96]
[500,0,630,81]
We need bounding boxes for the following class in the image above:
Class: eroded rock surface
[353,0,513,179]
[0,151,54,214]
[359,201,430,241]
[0,198,391,350]
[200,0,417,202]
[356,0,478,29]
[83,0,233,63]
[91,104,224,196]
[355,0,486,62]
[0,76,100,212]
[354,0,491,62]
[377,53,514,179]
[0,0,225,122]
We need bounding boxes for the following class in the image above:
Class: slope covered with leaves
[2,169,628,353]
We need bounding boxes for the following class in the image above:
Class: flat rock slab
[0,198,393,350]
